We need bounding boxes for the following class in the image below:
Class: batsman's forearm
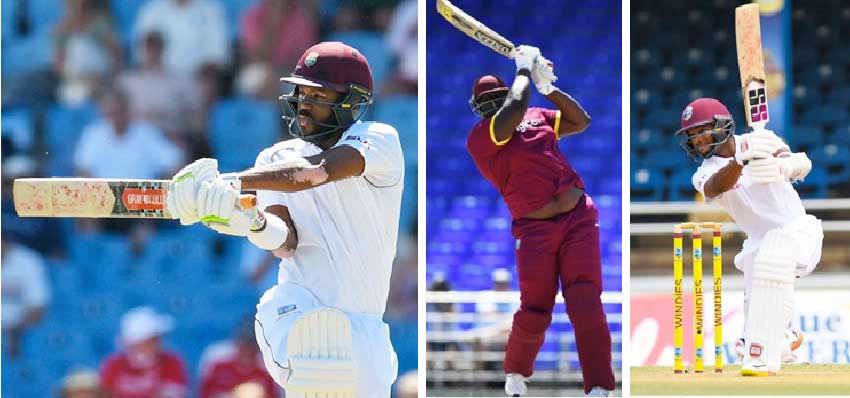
[492,70,532,141]
[704,160,744,198]
[545,89,591,135]
[238,163,329,192]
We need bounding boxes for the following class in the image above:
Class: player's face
[686,125,716,156]
[297,86,343,135]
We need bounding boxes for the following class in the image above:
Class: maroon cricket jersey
[466,107,585,219]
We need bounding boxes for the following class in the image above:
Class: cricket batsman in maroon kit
[466,45,615,397]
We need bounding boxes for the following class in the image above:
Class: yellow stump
[692,225,704,374]
[673,225,684,374]
[713,227,723,373]
[673,222,722,375]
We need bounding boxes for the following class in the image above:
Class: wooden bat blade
[13,178,255,219]
[735,3,769,129]
[436,0,515,58]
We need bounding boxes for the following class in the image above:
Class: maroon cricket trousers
[503,194,616,393]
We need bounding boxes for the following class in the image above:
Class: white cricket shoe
[586,386,613,397]
[505,373,527,397]
[735,329,803,364]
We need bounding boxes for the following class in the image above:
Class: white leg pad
[286,308,356,397]
[743,228,796,375]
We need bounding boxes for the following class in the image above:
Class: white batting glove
[747,156,783,184]
[733,129,786,165]
[514,45,540,72]
[531,55,557,95]
[167,158,219,225]
[779,152,812,182]
[197,179,264,236]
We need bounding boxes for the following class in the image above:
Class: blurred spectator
[198,316,277,398]
[332,5,365,32]
[475,268,519,314]
[53,0,123,105]
[134,0,230,76]
[1,233,51,358]
[73,88,182,180]
[426,272,461,378]
[240,0,317,69]
[58,368,104,398]
[187,63,225,154]
[100,307,188,398]
[381,0,417,96]
[395,369,417,398]
[472,268,516,375]
[234,62,279,101]
[236,0,318,101]
[118,30,202,142]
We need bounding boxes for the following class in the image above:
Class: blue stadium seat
[0,31,53,75]
[795,167,829,198]
[668,169,698,201]
[44,103,99,176]
[110,0,148,45]
[811,144,850,185]
[1,106,35,152]
[374,95,418,232]
[631,166,665,201]
[1,0,17,41]
[209,97,281,171]
[789,125,824,152]
[374,95,417,162]
[221,0,260,38]
[29,0,65,34]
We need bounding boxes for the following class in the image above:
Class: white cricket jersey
[692,155,806,240]
[254,121,404,316]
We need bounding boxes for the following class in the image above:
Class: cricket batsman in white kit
[675,98,822,376]
[167,41,402,397]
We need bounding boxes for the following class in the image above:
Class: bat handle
[239,194,257,210]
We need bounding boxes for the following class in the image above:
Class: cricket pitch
[631,364,850,395]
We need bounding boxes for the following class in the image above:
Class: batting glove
[747,156,783,184]
[197,178,264,236]
[733,129,786,165]
[514,45,540,72]
[167,158,219,225]
[531,55,557,95]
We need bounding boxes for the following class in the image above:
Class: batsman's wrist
[248,212,289,251]
[537,84,556,95]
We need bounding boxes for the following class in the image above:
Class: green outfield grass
[631,364,850,396]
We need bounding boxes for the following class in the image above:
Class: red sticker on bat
[122,188,166,211]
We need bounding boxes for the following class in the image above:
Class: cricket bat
[436,0,516,58]
[736,3,770,132]
[13,178,255,219]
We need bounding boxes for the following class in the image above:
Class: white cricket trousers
[254,282,398,398]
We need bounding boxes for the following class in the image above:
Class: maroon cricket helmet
[469,75,509,118]
[280,41,373,93]
[675,98,736,160]
[279,42,374,143]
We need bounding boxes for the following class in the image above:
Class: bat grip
[239,194,257,210]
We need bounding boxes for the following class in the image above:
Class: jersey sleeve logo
[515,118,544,133]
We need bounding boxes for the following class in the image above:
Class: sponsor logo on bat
[122,189,166,211]
[473,30,512,56]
